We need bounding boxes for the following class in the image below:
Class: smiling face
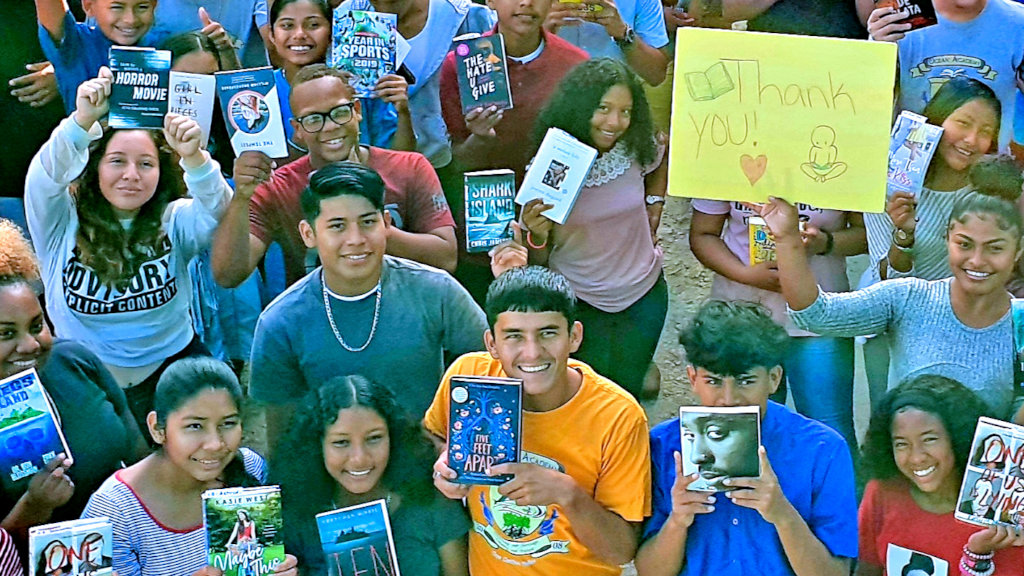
[891,407,958,498]
[589,84,633,154]
[681,412,759,489]
[152,388,243,484]
[323,406,391,497]
[0,284,53,379]
[937,98,998,174]
[271,0,331,67]
[97,130,160,219]
[300,193,387,296]
[87,0,155,45]
[947,213,1021,297]
[290,76,363,169]
[484,311,582,412]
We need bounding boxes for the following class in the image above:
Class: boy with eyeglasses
[212,64,459,289]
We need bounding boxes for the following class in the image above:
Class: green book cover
[203,486,285,576]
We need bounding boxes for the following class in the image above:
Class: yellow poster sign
[668,28,897,213]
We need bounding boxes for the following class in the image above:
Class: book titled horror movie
[329,9,397,98]
[454,34,513,115]
[0,369,70,493]
[29,517,113,576]
[215,67,288,158]
[316,500,400,576]
[203,485,286,576]
[465,169,516,253]
[679,405,760,492]
[108,46,171,129]
[515,127,598,225]
[448,375,522,485]
[955,417,1024,529]
[874,0,937,31]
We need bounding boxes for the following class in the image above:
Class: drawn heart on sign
[740,154,767,186]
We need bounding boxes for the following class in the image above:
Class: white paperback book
[168,71,216,148]
[515,127,598,225]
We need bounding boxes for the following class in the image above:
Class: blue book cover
[29,518,113,576]
[454,34,513,115]
[448,376,522,485]
[315,500,400,576]
[215,67,289,158]
[0,369,71,494]
[887,110,943,197]
[329,10,397,98]
[465,170,516,253]
[108,46,171,129]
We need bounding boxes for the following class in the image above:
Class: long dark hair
[533,58,657,167]
[73,129,184,288]
[152,357,258,488]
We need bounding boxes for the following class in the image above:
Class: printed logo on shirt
[61,239,178,315]
[909,54,997,99]
[886,544,948,576]
[473,451,569,565]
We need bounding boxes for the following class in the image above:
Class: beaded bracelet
[960,557,994,576]
[963,545,995,562]
[526,230,548,250]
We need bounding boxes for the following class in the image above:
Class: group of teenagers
[3,0,1024,574]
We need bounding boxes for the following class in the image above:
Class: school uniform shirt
[644,401,858,576]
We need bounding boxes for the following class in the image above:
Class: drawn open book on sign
[685,61,734,101]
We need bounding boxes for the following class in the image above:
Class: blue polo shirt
[644,401,857,576]
[39,11,117,114]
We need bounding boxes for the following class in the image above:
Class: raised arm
[385,225,458,272]
[210,152,273,287]
[751,197,819,310]
[583,0,669,85]
[35,0,69,43]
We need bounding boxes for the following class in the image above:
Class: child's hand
[199,7,235,54]
[886,191,917,236]
[374,74,409,113]
[10,61,57,108]
[520,198,555,246]
[490,222,528,278]
[164,113,208,168]
[74,67,113,129]
[967,525,1024,555]
[23,454,74,512]
[464,105,503,139]
[867,6,911,42]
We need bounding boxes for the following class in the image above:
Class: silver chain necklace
[321,276,382,353]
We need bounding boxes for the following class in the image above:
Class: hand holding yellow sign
[668,28,897,213]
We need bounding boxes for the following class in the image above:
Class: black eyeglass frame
[295,102,357,133]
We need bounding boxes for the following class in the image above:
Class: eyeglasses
[296,103,356,133]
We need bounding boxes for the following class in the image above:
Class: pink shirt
[548,143,665,312]
[691,199,851,336]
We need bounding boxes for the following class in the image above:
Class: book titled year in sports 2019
[29,517,113,576]
[108,46,171,129]
[448,375,522,485]
[203,485,285,576]
[464,169,516,253]
[515,127,598,225]
[329,9,397,98]
[0,369,70,494]
[316,499,401,576]
[453,34,513,115]
[215,67,289,158]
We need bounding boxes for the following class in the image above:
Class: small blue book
[465,170,516,254]
[215,67,289,158]
[329,10,397,98]
[448,375,522,485]
[108,46,171,129]
[316,500,400,576]
[0,369,71,493]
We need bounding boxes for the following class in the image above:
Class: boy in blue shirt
[636,300,857,576]
[36,0,157,112]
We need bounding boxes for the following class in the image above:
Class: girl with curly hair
[24,68,232,434]
[857,375,1024,576]
[520,58,667,400]
[0,219,146,542]
[271,375,469,576]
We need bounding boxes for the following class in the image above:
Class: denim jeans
[782,336,857,457]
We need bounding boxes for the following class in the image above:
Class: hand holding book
[520,198,555,246]
[164,114,207,168]
[23,453,74,513]
[465,106,504,139]
[723,447,794,525]
[665,451,715,531]
[74,67,113,130]
[373,74,409,113]
[867,6,913,42]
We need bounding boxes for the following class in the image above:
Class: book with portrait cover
[887,110,943,197]
[316,499,400,576]
[886,544,948,576]
[0,369,71,494]
[215,67,289,158]
[874,0,937,31]
[679,405,760,492]
[28,517,113,576]
[203,485,286,576]
[448,375,522,485]
[465,169,516,253]
[108,46,171,129]
[955,417,1024,529]
[515,127,598,225]
[329,9,397,98]
[168,71,217,148]
[454,34,513,115]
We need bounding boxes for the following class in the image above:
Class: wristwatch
[645,195,665,206]
[615,24,637,49]
[892,228,914,252]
